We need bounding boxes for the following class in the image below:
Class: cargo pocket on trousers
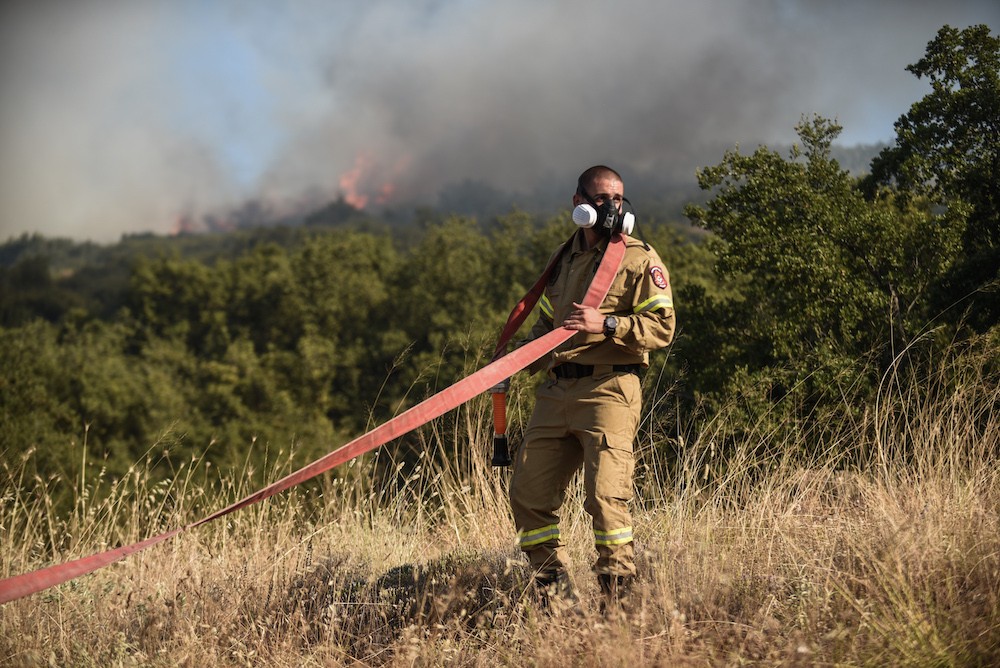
[594,435,635,502]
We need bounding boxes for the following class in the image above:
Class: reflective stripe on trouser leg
[594,526,633,546]
[519,524,560,549]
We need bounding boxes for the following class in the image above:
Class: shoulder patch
[650,266,668,290]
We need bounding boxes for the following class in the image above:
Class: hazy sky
[1,0,997,242]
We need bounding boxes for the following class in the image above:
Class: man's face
[574,174,624,212]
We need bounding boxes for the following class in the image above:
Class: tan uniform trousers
[509,367,641,578]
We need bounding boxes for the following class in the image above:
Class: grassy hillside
[2,340,997,666]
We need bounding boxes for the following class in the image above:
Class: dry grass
[2,347,999,666]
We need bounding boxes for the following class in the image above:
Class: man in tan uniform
[509,165,676,612]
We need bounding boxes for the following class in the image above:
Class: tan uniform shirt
[527,230,676,371]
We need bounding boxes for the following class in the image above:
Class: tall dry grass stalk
[2,342,998,665]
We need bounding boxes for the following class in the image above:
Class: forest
[2,25,997,507]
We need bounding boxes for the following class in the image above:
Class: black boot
[535,570,582,616]
[597,573,635,618]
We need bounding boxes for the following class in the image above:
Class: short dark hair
[576,165,623,197]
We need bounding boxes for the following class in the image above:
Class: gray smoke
[1,0,997,241]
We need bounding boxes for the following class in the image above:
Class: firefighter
[509,165,676,613]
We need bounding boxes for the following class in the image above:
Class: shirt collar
[569,229,610,256]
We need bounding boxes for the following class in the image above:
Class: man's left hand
[563,302,604,334]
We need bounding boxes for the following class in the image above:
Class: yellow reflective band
[634,294,673,314]
[519,524,560,548]
[594,526,633,546]
[540,295,554,320]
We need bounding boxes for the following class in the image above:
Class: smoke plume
[1,0,996,241]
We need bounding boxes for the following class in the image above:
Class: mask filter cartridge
[573,203,599,228]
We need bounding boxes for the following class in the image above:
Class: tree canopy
[867,24,1000,330]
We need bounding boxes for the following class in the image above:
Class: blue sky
[170,4,278,187]
[1,0,997,241]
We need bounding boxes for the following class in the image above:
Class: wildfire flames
[338,151,408,210]
[170,213,198,236]
[167,151,409,237]
[338,153,372,208]
[169,212,238,236]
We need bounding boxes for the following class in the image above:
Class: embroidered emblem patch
[650,266,668,290]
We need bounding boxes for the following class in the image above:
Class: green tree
[226,243,303,353]
[291,231,398,428]
[866,24,1000,330]
[0,255,88,326]
[684,116,963,424]
[388,217,501,395]
[0,321,79,482]
[128,255,232,357]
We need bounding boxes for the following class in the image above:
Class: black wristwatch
[603,315,618,338]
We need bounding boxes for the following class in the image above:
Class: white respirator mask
[572,198,635,236]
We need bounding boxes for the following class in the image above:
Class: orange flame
[337,152,411,209]
[376,181,396,205]
[338,153,373,209]
[170,213,198,236]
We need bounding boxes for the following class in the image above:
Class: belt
[552,363,642,379]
